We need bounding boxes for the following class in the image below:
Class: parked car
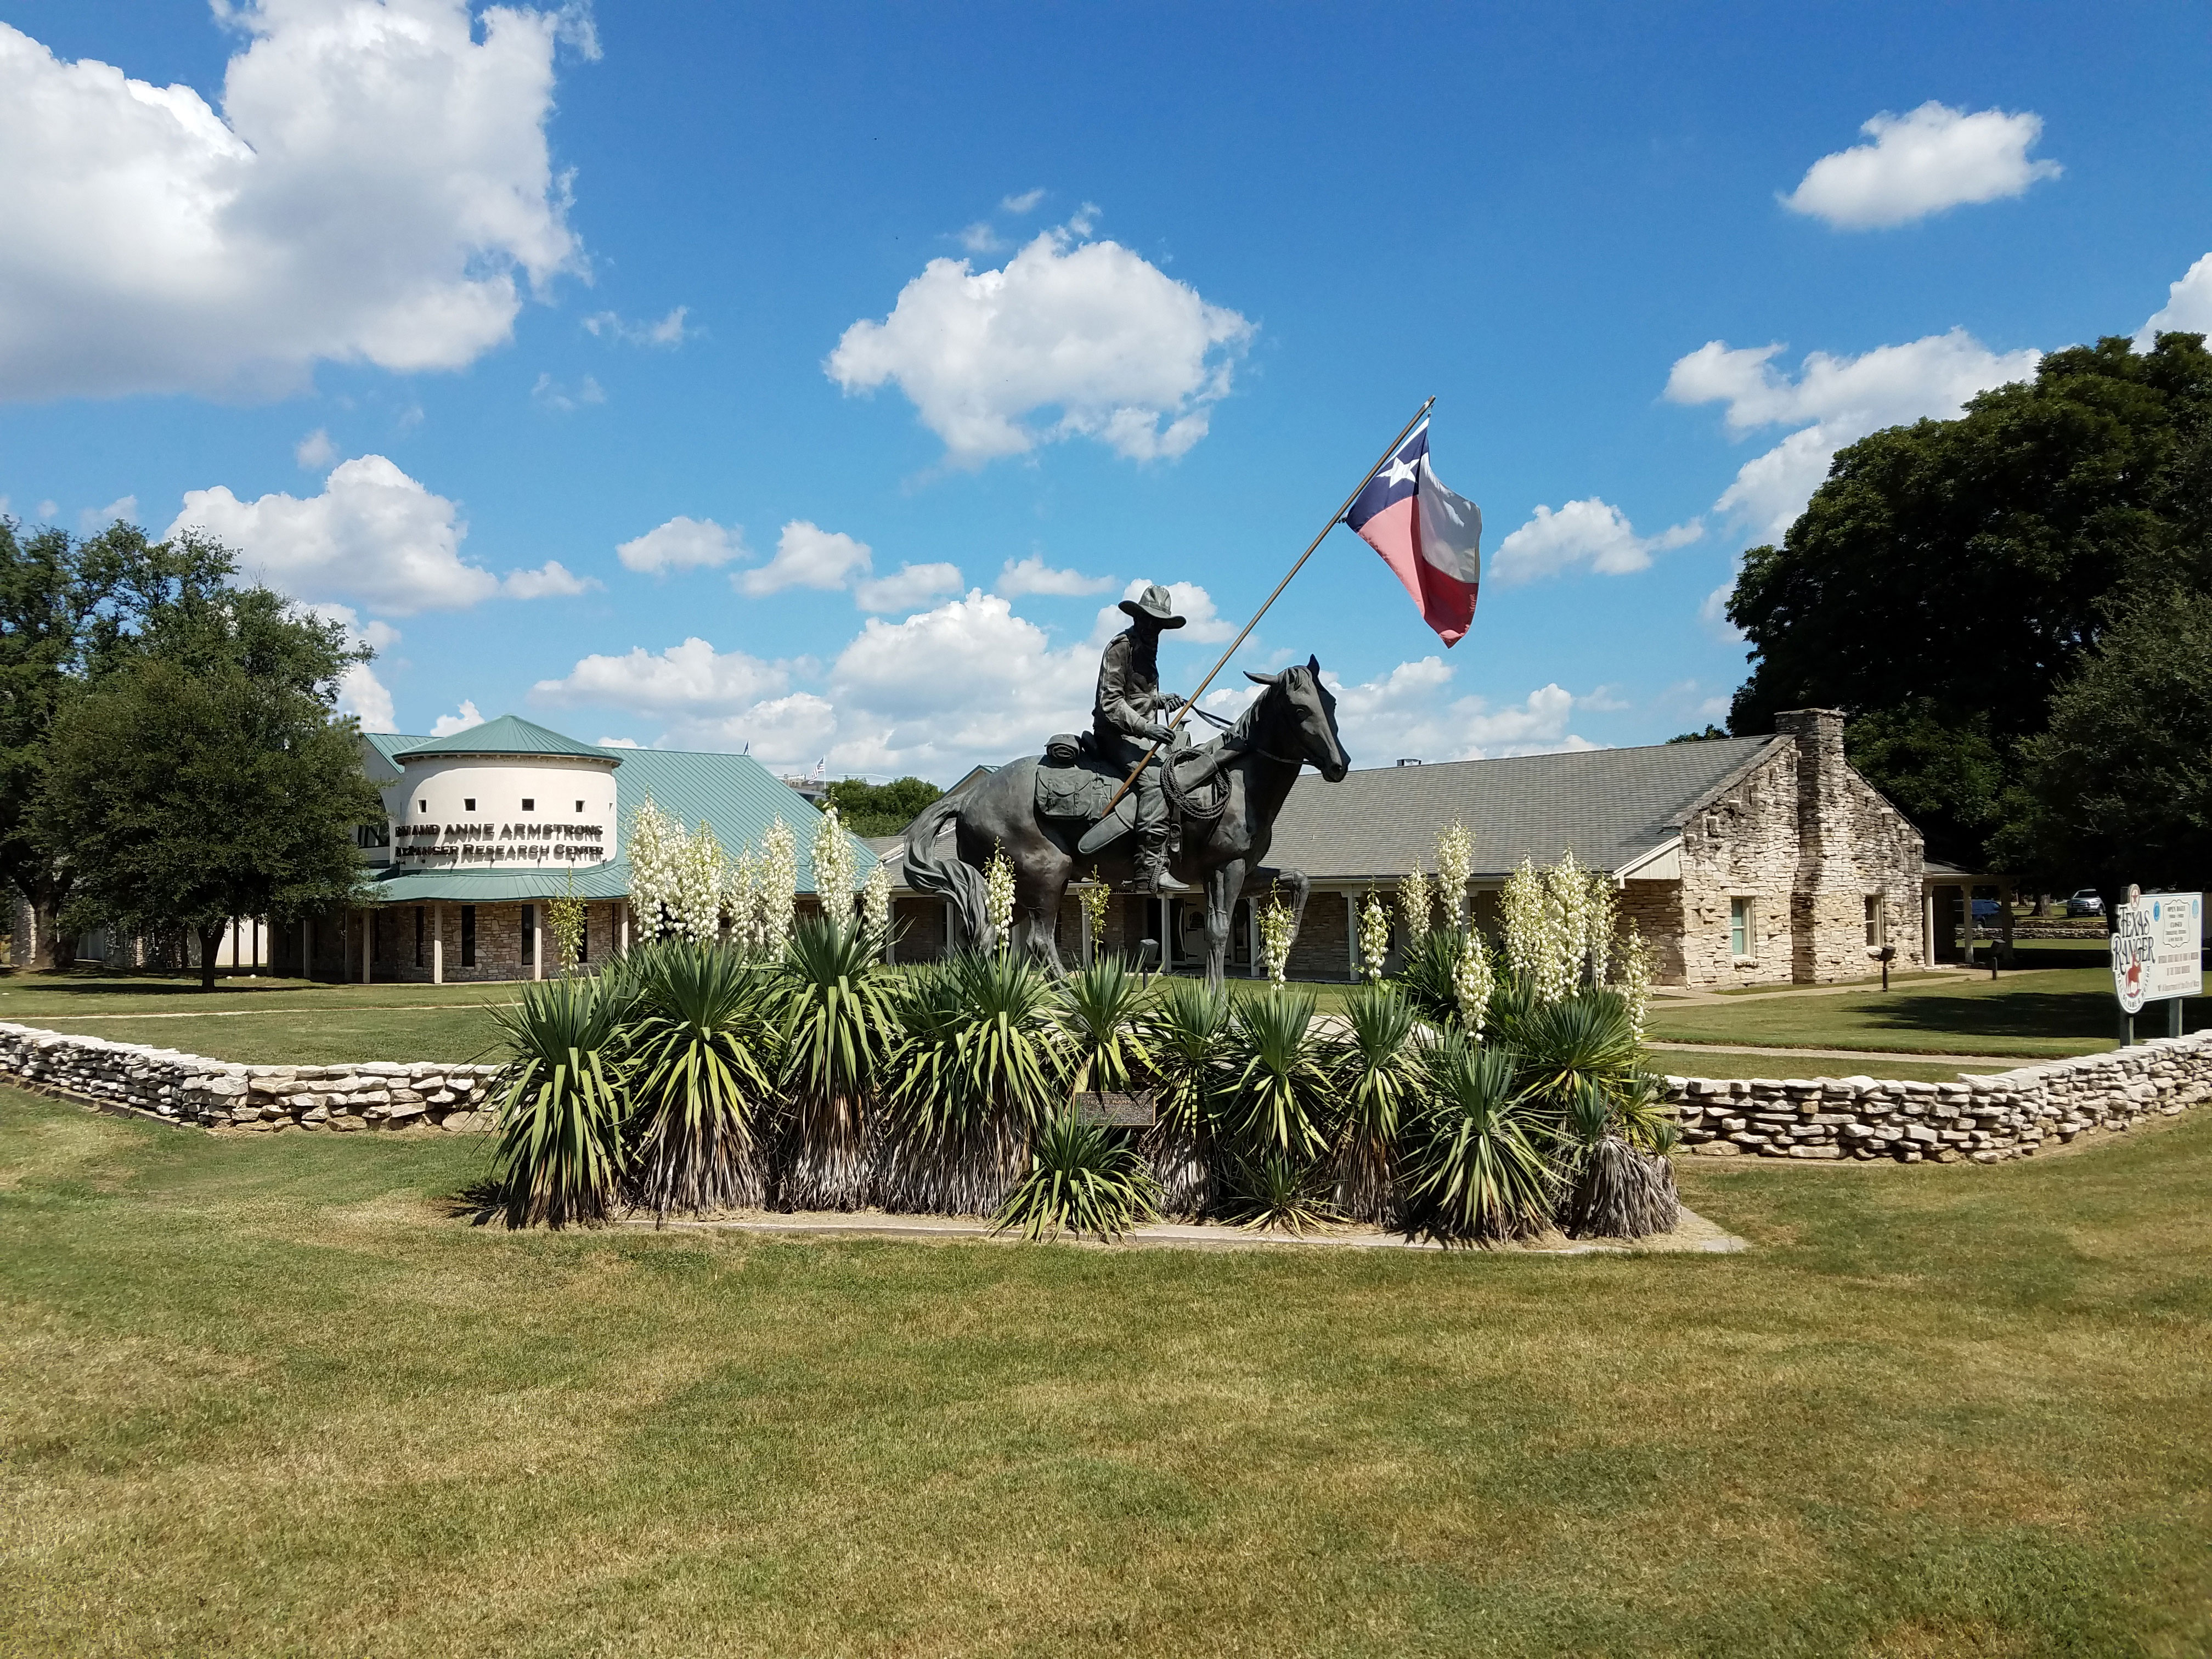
[1971,898,2003,921]
[2066,889,2104,916]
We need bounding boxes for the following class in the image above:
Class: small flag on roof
[1344,419,1481,646]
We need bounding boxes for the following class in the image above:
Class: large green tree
[38,578,382,988]
[2013,588,2212,900]
[822,775,942,836]
[1726,332,2212,868]
[0,521,233,965]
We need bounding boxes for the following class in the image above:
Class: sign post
[2111,889,2202,1043]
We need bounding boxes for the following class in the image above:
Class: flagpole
[1097,394,1435,819]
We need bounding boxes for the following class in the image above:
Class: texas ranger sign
[2111,891,2203,1014]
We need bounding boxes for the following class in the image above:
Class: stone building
[882,708,1932,988]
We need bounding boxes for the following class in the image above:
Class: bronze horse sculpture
[902,658,1351,986]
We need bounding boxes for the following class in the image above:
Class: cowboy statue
[1093,583,1195,894]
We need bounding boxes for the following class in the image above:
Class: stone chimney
[1774,708,1849,887]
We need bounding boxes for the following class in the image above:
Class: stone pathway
[1647,1040,2050,1070]
[617,1206,1749,1255]
[1648,969,1982,1007]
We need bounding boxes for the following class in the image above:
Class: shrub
[623,939,778,1219]
[772,917,896,1210]
[1058,956,1153,1095]
[992,1114,1161,1242]
[486,975,630,1229]
[1140,975,1233,1218]
[1554,1075,1680,1240]
[1327,983,1420,1224]
[1224,989,1331,1161]
[1221,1148,1335,1235]
[878,950,1063,1215]
[1397,1034,1554,1245]
[1397,924,1468,1027]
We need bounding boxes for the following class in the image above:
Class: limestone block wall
[1661,1032,2212,1162]
[0,1023,500,1132]
[1618,879,1687,985]
[1678,745,1802,988]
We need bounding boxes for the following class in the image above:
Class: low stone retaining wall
[1662,1030,2212,1162]
[0,1022,499,1132]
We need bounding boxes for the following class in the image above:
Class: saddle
[1035,730,1228,857]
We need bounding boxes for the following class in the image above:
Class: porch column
[618,900,630,955]
[1922,887,1935,968]
[1344,891,1359,981]
[531,906,543,981]
[2000,882,2017,965]
[432,905,444,985]
[1076,889,1092,968]
[362,913,372,984]
[231,917,240,970]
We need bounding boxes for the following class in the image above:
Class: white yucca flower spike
[1435,821,1474,928]
[1397,865,1432,946]
[1500,856,1547,991]
[1453,927,1494,1036]
[1079,870,1111,966]
[861,858,891,949]
[1618,918,1655,1041]
[1258,888,1297,986]
[984,840,1017,950]
[626,796,682,941]
[674,821,725,941]
[726,845,763,953]
[1539,850,1587,1005]
[1585,868,1618,989]
[1359,891,1392,983]
[812,803,857,922]
[760,818,798,953]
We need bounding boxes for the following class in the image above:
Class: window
[414,906,425,968]
[521,798,535,811]
[1865,894,1886,947]
[460,906,476,967]
[522,904,536,962]
[354,822,390,849]
[574,799,584,812]
[1729,896,1752,959]
[463,797,476,812]
[418,799,427,812]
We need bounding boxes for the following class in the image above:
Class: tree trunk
[35,894,69,970]
[198,922,224,990]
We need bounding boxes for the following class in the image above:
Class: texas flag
[1345,420,1482,646]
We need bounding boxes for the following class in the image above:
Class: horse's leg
[1014,862,1073,977]
[1204,859,1248,993]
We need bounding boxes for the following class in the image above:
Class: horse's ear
[1245,670,1281,686]
[1307,654,1321,676]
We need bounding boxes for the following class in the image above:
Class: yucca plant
[1502,986,1648,1131]
[1139,975,1233,1218]
[1224,989,1332,1162]
[1397,1034,1554,1246]
[878,950,1063,1214]
[1397,924,1469,1028]
[772,916,897,1210]
[1221,1147,1336,1235]
[1327,982,1421,1225]
[992,1114,1161,1242]
[486,975,630,1228]
[1554,1075,1681,1240]
[1058,956,1154,1095]
[624,938,779,1219]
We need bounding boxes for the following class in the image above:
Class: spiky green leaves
[993,1114,1162,1242]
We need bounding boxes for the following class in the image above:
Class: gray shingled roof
[1263,736,1785,882]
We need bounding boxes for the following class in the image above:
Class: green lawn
[0,967,522,1019]
[1648,963,2207,1059]
[20,1006,507,1065]
[3,1086,2209,1656]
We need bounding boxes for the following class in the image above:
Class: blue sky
[3,1,2208,782]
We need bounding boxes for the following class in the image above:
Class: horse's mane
[1221,666,1299,751]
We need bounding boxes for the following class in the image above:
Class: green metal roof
[358,731,423,783]
[390,715,617,765]
[608,746,872,893]
[365,862,634,904]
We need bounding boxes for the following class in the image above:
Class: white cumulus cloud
[826,223,1254,468]
[995,554,1114,597]
[1095,578,1235,645]
[430,699,483,737]
[1298,657,1596,764]
[738,519,873,597]
[617,515,744,574]
[0,1,588,402]
[854,562,964,614]
[1666,328,2040,543]
[170,453,587,615]
[78,494,139,534]
[1490,498,1701,584]
[582,306,689,347]
[1781,102,2061,230]
[303,601,397,730]
[294,427,335,470]
[2142,252,2212,342]
[533,636,787,712]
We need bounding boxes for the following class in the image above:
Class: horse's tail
[901,786,990,950]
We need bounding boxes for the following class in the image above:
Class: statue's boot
[1142,827,1193,894]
